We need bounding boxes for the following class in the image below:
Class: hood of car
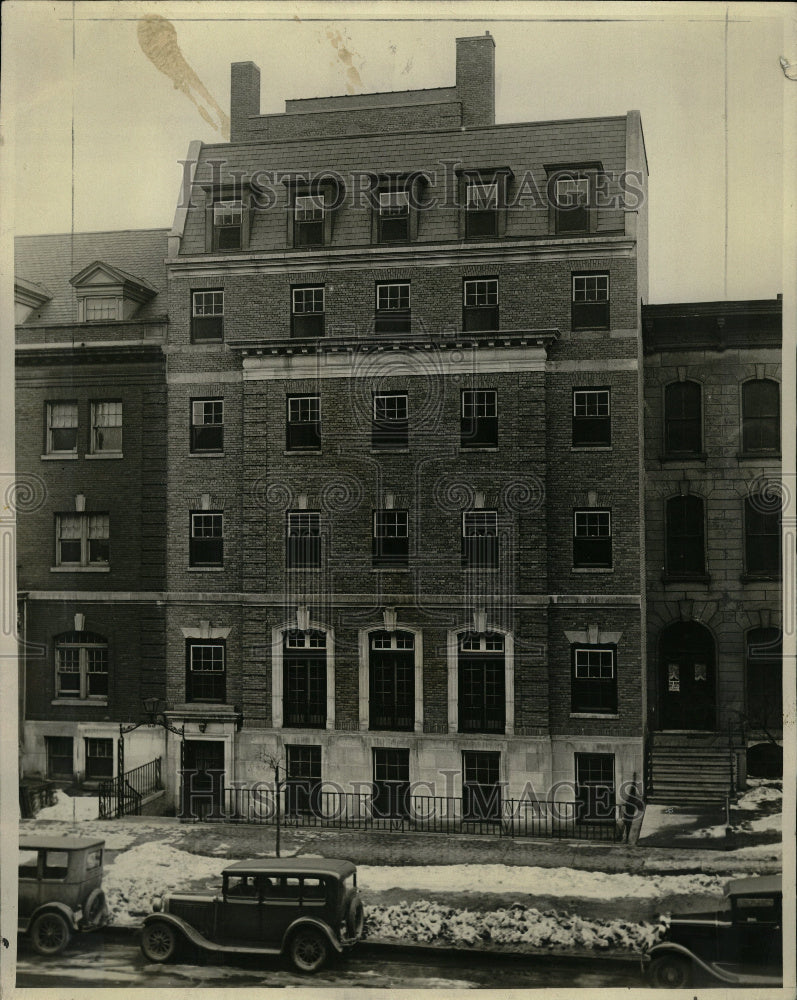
[669,910,724,924]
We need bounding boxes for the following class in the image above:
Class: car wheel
[289,927,329,973]
[30,911,72,956]
[345,893,365,939]
[141,921,179,963]
[649,954,693,988]
[84,888,109,926]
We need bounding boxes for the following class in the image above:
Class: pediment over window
[70,260,157,321]
[15,277,52,323]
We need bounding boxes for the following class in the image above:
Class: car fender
[142,912,211,951]
[281,916,343,954]
[22,902,79,934]
[647,942,739,985]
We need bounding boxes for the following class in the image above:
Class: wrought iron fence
[214,786,620,841]
[99,757,162,819]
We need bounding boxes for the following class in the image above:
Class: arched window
[664,381,702,454]
[742,379,779,454]
[665,495,706,577]
[54,631,108,700]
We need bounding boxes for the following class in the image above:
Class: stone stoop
[647,734,735,806]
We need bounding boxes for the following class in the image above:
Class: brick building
[23,34,783,828]
[642,299,783,801]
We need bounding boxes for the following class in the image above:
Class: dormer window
[294,194,325,247]
[70,261,157,323]
[545,163,603,236]
[457,168,512,239]
[378,191,410,242]
[213,200,243,250]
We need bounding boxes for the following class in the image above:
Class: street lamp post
[117,697,185,818]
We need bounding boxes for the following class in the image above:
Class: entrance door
[658,622,716,730]
[182,740,225,820]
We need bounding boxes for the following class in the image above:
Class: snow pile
[104,843,226,924]
[358,864,726,900]
[736,780,782,811]
[365,899,667,953]
[35,791,99,822]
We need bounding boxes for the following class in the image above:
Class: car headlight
[151,895,163,913]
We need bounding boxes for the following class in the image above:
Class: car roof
[222,857,356,878]
[20,835,105,851]
[725,875,781,896]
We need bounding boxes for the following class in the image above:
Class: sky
[3,1,795,303]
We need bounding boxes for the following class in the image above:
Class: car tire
[344,893,364,939]
[649,954,693,988]
[141,921,179,963]
[30,911,72,956]
[289,926,329,973]
[84,888,108,926]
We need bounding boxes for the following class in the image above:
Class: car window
[18,850,39,878]
[302,877,327,902]
[226,875,258,898]
[86,848,102,870]
[270,877,301,900]
[734,896,781,923]
[43,851,69,880]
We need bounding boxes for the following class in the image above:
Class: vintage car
[140,857,364,973]
[646,875,782,988]
[18,835,109,955]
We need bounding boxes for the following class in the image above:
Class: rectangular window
[462,511,499,569]
[84,297,119,321]
[56,513,109,567]
[572,647,617,714]
[190,399,224,453]
[745,497,781,578]
[462,279,499,332]
[369,632,414,730]
[294,193,325,247]
[287,511,321,568]
[189,512,224,568]
[46,736,74,781]
[378,191,410,242]
[664,381,702,454]
[462,750,501,820]
[572,273,609,330]
[372,393,409,450]
[56,638,108,700]
[84,737,113,780]
[572,389,611,447]
[283,655,326,728]
[575,752,615,823]
[213,200,243,250]
[291,286,325,337]
[742,380,780,454]
[554,176,590,234]
[372,510,409,567]
[90,401,123,454]
[573,510,612,568]
[191,290,224,342]
[372,748,410,818]
[286,745,322,815]
[461,389,498,448]
[46,402,78,455]
[186,641,226,702]
[465,180,499,238]
[286,396,321,451]
[666,495,706,577]
[375,283,411,334]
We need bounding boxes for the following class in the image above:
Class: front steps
[647,733,737,806]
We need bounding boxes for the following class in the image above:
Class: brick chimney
[456,33,495,128]
[230,62,261,141]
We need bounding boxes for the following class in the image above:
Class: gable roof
[15,229,169,326]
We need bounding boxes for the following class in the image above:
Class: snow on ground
[357,863,727,900]
[736,780,782,811]
[34,791,99,822]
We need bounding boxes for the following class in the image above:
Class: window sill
[371,566,410,572]
[570,713,619,719]
[659,453,708,463]
[41,453,78,461]
[286,567,322,572]
[187,566,225,572]
[283,450,322,456]
[736,452,781,462]
[50,565,110,573]
[571,445,612,452]
[571,567,613,573]
[370,448,410,454]
[571,326,610,333]
[460,446,499,452]
[462,566,500,572]
[662,574,711,585]
[740,574,782,584]
[190,451,225,458]
[84,453,124,460]
[51,699,108,707]
[189,340,225,348]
